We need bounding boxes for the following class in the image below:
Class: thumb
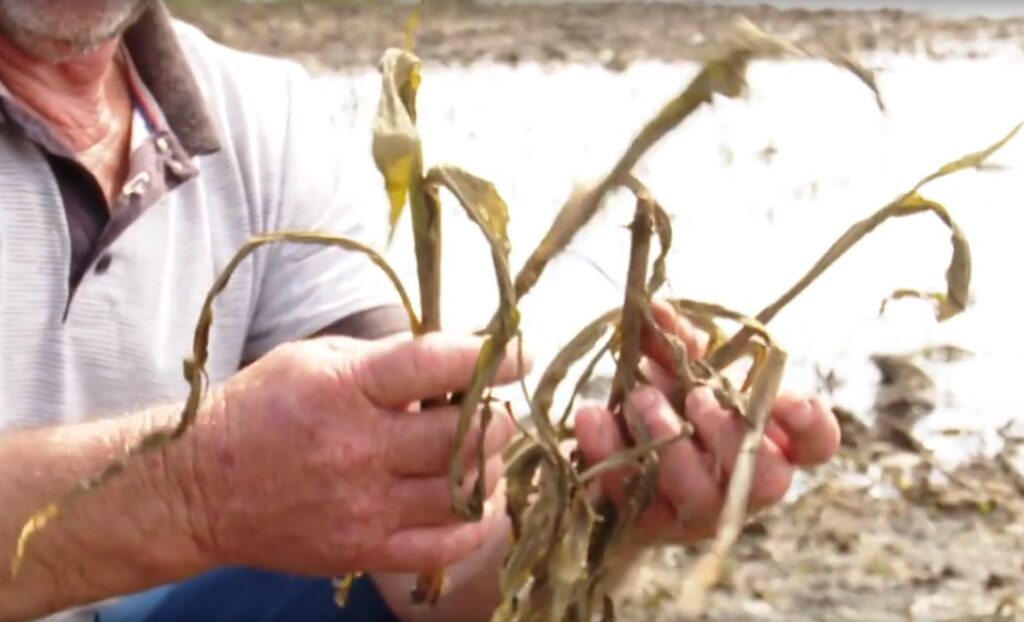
[346,332,533,409]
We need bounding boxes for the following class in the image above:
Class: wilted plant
[11,13,1020,622]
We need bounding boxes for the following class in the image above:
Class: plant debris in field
[9,12,1022,622]
[615,437,1024,622]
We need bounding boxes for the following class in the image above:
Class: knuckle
[350,351,385,402]
[415,333,449,377]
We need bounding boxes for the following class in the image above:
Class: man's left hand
[574,300,841,546]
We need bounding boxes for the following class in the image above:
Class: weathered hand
[574,300,840,545]
[176,332,530,577]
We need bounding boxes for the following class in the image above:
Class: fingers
[351,332,533,409]
[642,299,708,371]
[391,454,505,527]
[377,497,504,573]
[575,384,801,544]
[769,392,841,467]
[684,387,793,511]
[575,386,722,525]
[384,404,516,477]
[638,358,680,409]
[630,387,723,523]
[574,404,630,505]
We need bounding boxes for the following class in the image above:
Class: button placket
[122,170,152,199]
[156,134,192,178]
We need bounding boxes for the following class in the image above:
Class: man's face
[0,0,153,62]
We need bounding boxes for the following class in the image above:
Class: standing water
[314,47,1024,462]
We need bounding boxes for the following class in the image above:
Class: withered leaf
[679,346,788,617]
[709,123,1020,372]
[424,165,520,519]
[372,48,423,244]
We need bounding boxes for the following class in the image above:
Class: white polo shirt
[0,9,400,437]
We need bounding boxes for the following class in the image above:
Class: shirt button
[95,254,113,274]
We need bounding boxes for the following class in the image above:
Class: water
[314,48,1024,460]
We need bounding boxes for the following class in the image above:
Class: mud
[166,1,1024,72]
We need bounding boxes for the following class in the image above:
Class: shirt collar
[121,2,221,156]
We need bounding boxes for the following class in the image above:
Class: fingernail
[786,399,814,432]
[685,386,715,415]
[629,386,660,413]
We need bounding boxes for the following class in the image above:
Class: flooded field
[312,51,1024,457]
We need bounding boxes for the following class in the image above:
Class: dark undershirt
[46,154,112,291]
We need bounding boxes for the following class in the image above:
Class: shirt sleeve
[241,64,404,361]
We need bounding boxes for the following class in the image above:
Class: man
[0,2,841,621]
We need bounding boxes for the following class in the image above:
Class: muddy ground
[609,346,1024,621]
[615,430,1024,621]
[166,0,1024,72]
[164,2,1024,620]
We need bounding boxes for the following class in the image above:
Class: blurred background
[168,2,1024,619]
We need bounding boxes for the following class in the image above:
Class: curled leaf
[492,456,567,622]
[372,48,423,244]
[558,336,615,430]
[708,123,1020,371]
[424,165,520,519]
[911,121,1022,192]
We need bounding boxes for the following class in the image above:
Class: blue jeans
[96,568,400,622]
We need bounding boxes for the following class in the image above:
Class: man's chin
[4,34,109,64]
[0,0,150,63]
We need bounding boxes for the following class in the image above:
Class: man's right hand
[175,332,531,578]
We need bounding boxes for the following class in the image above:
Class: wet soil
[166,0,1024,72]
[615,436,1024,621]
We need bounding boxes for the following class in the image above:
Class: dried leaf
[622,175,672,295]
[912,122,1022,192]
[332,573,362,607]
[372,48,423,244]
[679,346,788,617]
[558,336,615,430]
[533,309,621,441]
[424,165,520,519]
[543,491,596,622]
[708,124,1020,371]
[493,456,566,622]
[426,165,511,257]
[504,439,547,541]
[512,19,763,302]
[577,430,691,484]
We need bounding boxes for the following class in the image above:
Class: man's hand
[574,300,840,545]
[180,332,530,577]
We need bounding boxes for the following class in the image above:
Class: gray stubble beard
[0,0,154,62]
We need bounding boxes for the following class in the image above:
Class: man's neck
[0,35,133,203]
